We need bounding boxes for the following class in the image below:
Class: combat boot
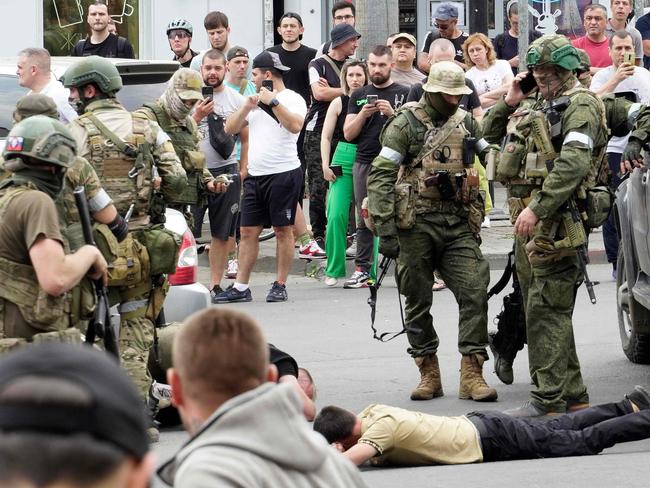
[410,354,444,400]
[459,354,498,402]
[145,384,161,443]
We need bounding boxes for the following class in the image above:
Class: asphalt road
[152,263,650,487]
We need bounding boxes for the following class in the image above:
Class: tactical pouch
[94,225,144,287]
[172,170,202,205]
[525,235,577,267]
[31,327,83,346]
[507,196,531,224]
[394,183,416,229]
[468,194,485,236]
[136,225,182,276]
[497,137,526,182]
[585,186,613,228]
[460,168,480,204]
[70,278,97,325]
[184,150,206,171]
[485,147,498,181]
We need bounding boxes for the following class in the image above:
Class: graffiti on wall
[44,0,139,56]
[527,0,594,38]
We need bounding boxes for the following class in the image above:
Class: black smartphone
[519,71,537,95]
[366,94,378,105]
[201,86,213,100]
[330,165,343,176]
[262,79,274,91]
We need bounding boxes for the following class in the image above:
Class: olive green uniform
[68,98,187,400]
[483,85,608,412]
[367,101,490,360]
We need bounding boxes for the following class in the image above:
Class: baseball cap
[172,67,203,101]
[330,23,361,48]
[252,51,290,72]
[0,343,148,459]
[279,12,303,26]
[435,3,459,20]
[392,32,417,47]
[227,45,249,61]
[14,94,59,121]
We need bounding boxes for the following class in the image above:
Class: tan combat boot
[410,354,444,400]
[459,354,498,402]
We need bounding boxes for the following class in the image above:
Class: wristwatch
[270,98,280,108]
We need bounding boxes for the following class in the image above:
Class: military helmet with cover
[13,94,58,122]
[422,61,472,95]
[575,48,591,73]
[526,34,581,71]
[167,18,193,36]
[2,115,76,168]
[61,55,123,95]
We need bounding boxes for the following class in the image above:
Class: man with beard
[71,1,134,58]
[166,19,198,68]
[190,11,232,71]
[482,35,608,417]
[366,61,497,402]
[343,44,409,289]
[189,50,249,300]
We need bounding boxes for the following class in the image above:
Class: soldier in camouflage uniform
[0,116,108,350]
[62,56,187,440]
[367,61,497,403]
[483,35,608,417]
[135,68,228,228]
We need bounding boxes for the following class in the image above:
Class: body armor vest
[0,184,70,333]
[76,112,153,218]
[143,102,206,205]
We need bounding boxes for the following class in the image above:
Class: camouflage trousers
[514,235,589,412]
[396,211,490,358]
[303,130,329,240]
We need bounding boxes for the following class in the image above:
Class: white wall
[0,0,43,56]
[283,0,323,50]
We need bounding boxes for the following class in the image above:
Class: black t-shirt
[71,33,135,58]
[267,44,317,106]
[347,83,410,165]
[493,31,541,75]
[406,77,481,112]
[175,49,199,68]
[305,55,345,132]
[422,31,468,64]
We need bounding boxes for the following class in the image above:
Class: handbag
[207,113,236,160]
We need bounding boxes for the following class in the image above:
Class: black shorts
[240,167,302,228]
[191,164,241,241]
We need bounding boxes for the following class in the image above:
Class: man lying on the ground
[313,386,650,466]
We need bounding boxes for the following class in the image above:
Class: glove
[107,213,128,242]
[621,139,642,166]
[379,235,400,259]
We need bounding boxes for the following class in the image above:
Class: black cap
[227,45,249,61]
[252,51,290,72]
[330,23,361,48]
[279,12,303,26]
[0,343,148,459]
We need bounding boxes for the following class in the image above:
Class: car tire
[617,246,650,363]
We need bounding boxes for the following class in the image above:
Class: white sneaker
[481,216,491,228]
[150,381,173,409]
[298,239,327,259]
[225,258,238,279]
[345,237,357,258]
[325,276,338,287]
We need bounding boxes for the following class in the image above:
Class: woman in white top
[463,33,513,110]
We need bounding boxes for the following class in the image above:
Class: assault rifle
[74,186,120,357]
[566,197,597,304]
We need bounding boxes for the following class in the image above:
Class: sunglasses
[168,30,190,40]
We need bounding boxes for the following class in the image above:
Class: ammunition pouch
[146,279,170,322]
[468,193,485,236]
[149,191,167,225]
[585,186,613,228]
[394,182,416,229]
[525,235,577,267]
[94,225,146,287]
[70,278,97,325]
[497,135,526,181]
[31,327,83,346]
[506,195,533,224]
[135,225,182,276]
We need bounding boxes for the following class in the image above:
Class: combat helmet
[526,34,581,71]
[167,18,193,37]
[2,115,76,169]
[575,48,591,73]
[61,56,123,95]
[422,61,472,95]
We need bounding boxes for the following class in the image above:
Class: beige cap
[422,61,472,95]
[172,68,203,101]
[392,32,417,47]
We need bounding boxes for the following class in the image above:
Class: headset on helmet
[526,34,581,71]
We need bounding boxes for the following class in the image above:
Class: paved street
[153,261,650,487]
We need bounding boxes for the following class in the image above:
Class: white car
[0,56,210,323]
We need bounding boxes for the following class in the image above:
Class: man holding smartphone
[590,30,650,278]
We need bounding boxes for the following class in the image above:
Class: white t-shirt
[198,86,245,169]
[591,66,650,153]
[464,60,512,97]
[246,88,307,176]
[32,74,78,123]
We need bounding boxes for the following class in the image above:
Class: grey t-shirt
[605,22,643,62]
[198,86,245,169]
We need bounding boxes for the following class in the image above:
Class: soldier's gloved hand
[379,235,400,259]
[621,139,643,174]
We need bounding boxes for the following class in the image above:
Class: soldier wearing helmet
[0,116,108,348]
[167,19,198,67]
[63,55,187,442]
[482,34,609,417]
[366,60,497,404]
[135,68,226,225]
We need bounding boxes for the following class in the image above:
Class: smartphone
[329,165,343,176]
[519,71,538,95]
[201,86,213,100]
[262,79,274,91]
[366,94,378,105]
[623,52,634,65]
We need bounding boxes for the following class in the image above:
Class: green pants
[514,235,588,412]
[397,211,490,358]
[325,143,355,279]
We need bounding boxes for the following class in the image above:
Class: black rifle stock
[567,198,597,304]
[73,186,120,357]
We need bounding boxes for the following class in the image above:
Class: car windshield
[0,75,170,136]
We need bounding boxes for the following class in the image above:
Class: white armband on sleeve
[379,147,404,165]
[563,131,593,149]
[156,129,171,146]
